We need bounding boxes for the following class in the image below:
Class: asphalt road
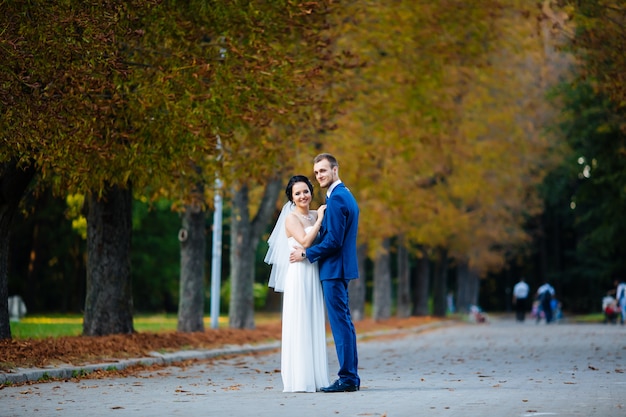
[2,317,625,417]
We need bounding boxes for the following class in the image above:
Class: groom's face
[313,159,337,189]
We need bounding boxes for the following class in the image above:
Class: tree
[0,2,173,333]
[229,179,282,328]
[319,0,572,317]
[566,1,626,275]
[0,162,35,339]
[570,0,626,115]
[83,185,134,335]
[412,248,431,317]
[1,0,339,335]
[372,239,391,320]
[1,1,145,338]
[177,179,206,332]
[119,0,343,330]
[502,0,626,312]
[396,239,411,318]
[215,1,347,329]
[542,82,626,309]
[349,243,368,321]
[456,261,481,314]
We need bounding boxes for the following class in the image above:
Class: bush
[217,280,268,313]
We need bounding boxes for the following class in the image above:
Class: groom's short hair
[314,153,338,168]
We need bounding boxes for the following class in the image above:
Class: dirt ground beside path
[0,316,440,374]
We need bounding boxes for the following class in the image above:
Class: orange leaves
[316,0,570,273]
[0,0,572,276]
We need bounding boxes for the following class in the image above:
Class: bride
[265,175,330,393]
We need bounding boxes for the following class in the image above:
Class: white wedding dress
[281,229,330,392]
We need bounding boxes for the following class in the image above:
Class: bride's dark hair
[285,175,314,202]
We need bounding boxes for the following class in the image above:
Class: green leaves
[1,0,336,205]
[571,1,626,112]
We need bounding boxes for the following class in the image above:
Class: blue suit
[306,182,360,387]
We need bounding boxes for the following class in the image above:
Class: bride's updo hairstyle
[285,175,314,203]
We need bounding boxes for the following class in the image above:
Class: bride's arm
[285,207,325,248]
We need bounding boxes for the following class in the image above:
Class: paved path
[2,318,625,417]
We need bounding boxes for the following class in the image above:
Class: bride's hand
[317,205,326,220]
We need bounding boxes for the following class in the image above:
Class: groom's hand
[289,248,306,263]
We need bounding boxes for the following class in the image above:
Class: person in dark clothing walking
[512,278,530,322]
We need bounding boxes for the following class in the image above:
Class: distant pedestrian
[536,282,555,324]
[8,295,27,322]
[512,278,530,322]
[603,293,619,324]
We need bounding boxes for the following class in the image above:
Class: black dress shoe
[320,380,359,393]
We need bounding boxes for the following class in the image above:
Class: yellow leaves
[316,0,570,271]
[66,194,87,239]
[1,0,571,274]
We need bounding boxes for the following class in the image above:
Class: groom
[289,153,360,392]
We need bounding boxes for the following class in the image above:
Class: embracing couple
[265,153,360,393]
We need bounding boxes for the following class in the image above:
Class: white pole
[210,178,223,329]
[210,134,224,330]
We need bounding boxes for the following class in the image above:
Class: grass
[9,312,281,339]
[10,315,84,338]
[574,313,618,324]
[10,311,608,339]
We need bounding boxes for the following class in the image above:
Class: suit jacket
[306,183,359,280]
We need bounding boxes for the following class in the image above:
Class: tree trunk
[177,184,206,333]
[412,247,430,316]
[229,179,282,329]
[458,261,481,313]
[373,238,391,320]
[432,247,448,317]
[468,267,480,309]
[349,243,367,321]
[396,239,411,318]
[456,261,470,314]
[83,184,134,336]
[0,161,36,340]
[504,266,513,312]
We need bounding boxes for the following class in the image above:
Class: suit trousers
[322,279,360,387]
